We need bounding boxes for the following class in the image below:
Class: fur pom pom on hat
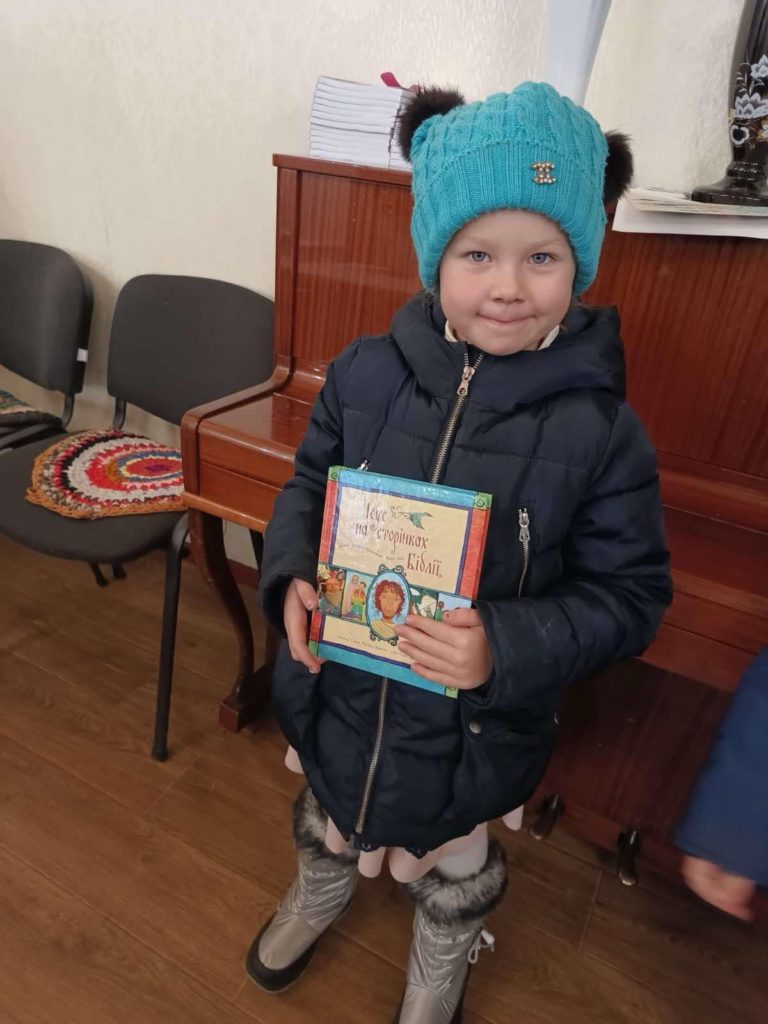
[397,82,633,294]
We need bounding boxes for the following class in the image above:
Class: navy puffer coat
[260,295,672,852]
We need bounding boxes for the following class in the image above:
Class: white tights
[435,827,489,879]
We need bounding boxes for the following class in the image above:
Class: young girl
[247,82,672,1022]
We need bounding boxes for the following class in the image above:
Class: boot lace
[467,928,495,964]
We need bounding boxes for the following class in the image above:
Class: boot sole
[245,912,318,993]
[245,900,352,994]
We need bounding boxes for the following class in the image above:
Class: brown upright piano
[182,154,768,881]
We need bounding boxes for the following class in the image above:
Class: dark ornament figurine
[692,0,768,206]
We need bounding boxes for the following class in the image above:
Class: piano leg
[188,507,274,730]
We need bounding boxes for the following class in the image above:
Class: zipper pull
[357,459,369,471]
[518,508,530,544]
[456,364,476,397]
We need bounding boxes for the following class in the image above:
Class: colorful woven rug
[0,388,59,427]
[26,430,185,519]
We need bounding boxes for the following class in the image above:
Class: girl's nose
[489,269,524,302]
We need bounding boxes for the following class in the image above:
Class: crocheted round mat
[26,430,185,519]
[0,388,59,427]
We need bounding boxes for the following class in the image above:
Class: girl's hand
[396,607,492,690]
[284,578,325,674]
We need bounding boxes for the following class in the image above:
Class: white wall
[0,0,742,563]
[587,0,743,191]
[0,0,546,563]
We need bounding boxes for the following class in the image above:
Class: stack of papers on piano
[626,186,768,217]
[310,76,413,171]
[615,188,768,240]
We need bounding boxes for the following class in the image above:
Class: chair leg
[88,563,110,588]
[151,516,189,762]
[250,530,264,570]
[112,563,127,580]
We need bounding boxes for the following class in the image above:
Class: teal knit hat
[398,82,631,295]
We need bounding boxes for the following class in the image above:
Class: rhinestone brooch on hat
[532,161,556,184]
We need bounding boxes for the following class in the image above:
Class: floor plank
[147,751,302,896]
[0,536,247,682]
[464,917,680,1024]
[584,873,768,1024]
[146,748,603,969]
[1,585,154,705]
[0,846,264,1024]
[0,735,273,1002]
[492,821,602,948]
[235,929,405,1024]
[0,649,213,813]
[1,532,764,1023]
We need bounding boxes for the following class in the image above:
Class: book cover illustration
[309,467,492,697]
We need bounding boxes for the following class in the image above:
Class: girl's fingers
[401,614,463,645]
[409,662,473,689]
[442,607,482,627]
[397,624,455,660]
[294,578,319,610]
[287,628,325,673]
[400,642,456,677]
[292,643,325,674]
[285,581,324,673]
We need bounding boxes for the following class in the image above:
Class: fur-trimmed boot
[395,838,507,1023]
[245,786,359,992]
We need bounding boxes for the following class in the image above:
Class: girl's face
[438,209,576,356]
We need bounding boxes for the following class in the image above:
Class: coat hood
[390,294,626,413]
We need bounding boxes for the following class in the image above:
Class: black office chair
[0,240,93,451]
[0,274,273,760]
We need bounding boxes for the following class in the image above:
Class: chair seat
[0,416,62,437]
[0,434,183,563]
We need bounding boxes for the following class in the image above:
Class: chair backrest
[106,275,274,425]
[0,240,93,394]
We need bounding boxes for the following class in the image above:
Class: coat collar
[390,294,626,412]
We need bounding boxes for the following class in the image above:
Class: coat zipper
[354,676,390,832]
[353,346,484,838]
[517,508,530,597]
[429,350,484,485]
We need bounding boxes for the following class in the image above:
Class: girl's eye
[530,252,552,265]
[467,251,488,263]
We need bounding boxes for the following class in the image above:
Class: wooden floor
[1,533,766,1024]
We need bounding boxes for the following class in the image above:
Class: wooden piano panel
[185,155,768,604]
[181,155,767,881]
[585,230,768,479]
[193,393,311,531]
[195,463,283,531]
[198,394,310,480]
[292,168,421,365]
[715,312,768,477]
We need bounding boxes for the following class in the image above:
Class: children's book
[308,467,492,697]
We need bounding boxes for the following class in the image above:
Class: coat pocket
[446,716,556,824]
[465,707,558,747]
